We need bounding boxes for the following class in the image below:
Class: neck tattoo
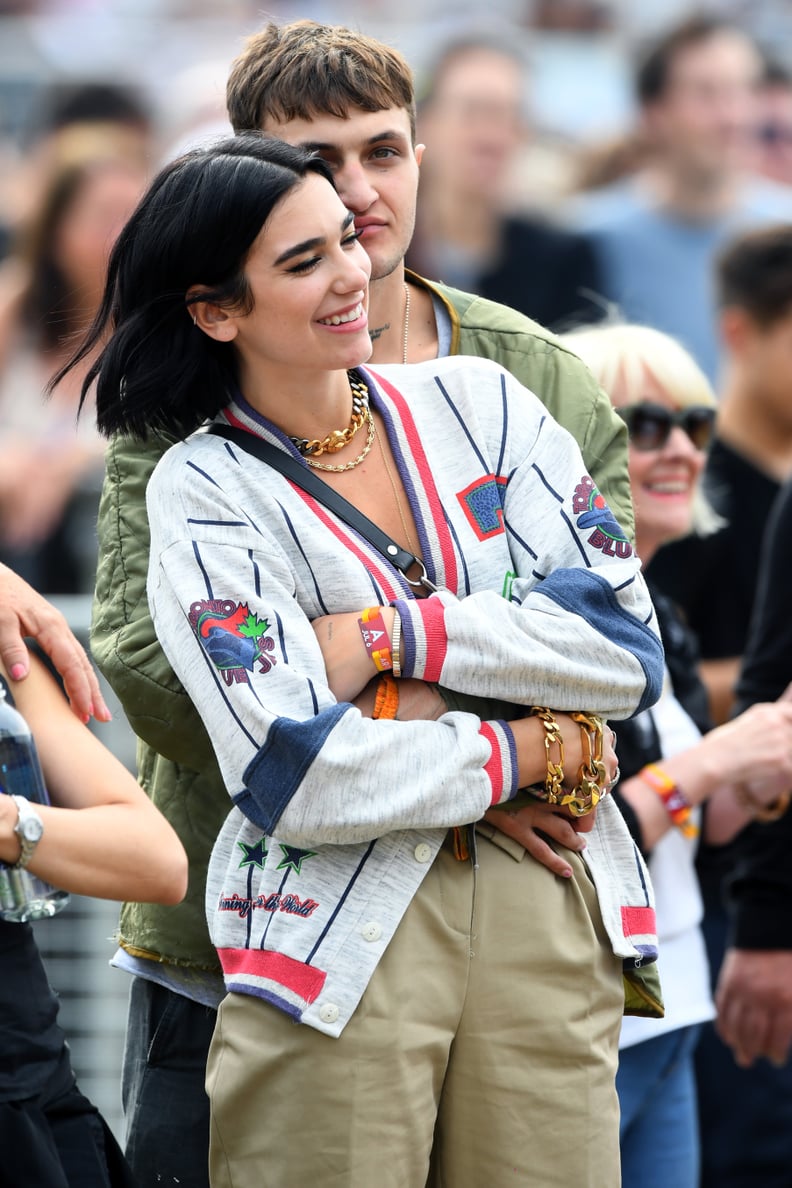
[369,321,389,343]
[402,282,410,365]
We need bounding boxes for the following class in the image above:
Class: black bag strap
[208,423,436,592]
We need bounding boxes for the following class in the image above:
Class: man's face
[644,31,762,179]
[418,48,525,201]
[263,106,423,283]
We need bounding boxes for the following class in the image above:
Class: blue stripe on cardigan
[235,703,349,832]
[537,568,664,716]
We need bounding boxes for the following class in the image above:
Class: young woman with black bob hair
[57,132,665,1186]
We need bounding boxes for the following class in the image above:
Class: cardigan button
[414,843,432,863]
[318,1003,340,1024]
[361,921,382,942]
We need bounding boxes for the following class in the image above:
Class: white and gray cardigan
[146,355,664,1036]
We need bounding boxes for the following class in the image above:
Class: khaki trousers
[207,832,623,1188]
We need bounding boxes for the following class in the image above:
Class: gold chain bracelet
[528,707,565,803]
[563,711,606,817]
[735,785,791,823]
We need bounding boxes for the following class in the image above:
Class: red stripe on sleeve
[415,597,448,682]
[479,721,505,805]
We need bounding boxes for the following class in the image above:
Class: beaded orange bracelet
[358,606,393,672]
[372,672,399,720]
[640,763,699,838]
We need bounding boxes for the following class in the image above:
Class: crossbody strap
[207,423,437,592]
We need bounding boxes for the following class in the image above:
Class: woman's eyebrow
[274,236,324,265]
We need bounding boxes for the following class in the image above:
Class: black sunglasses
[617,402,716,452]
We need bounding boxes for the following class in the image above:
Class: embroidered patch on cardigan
[572,475,633,559]
[457,475,508,540]
[189,598,277,683]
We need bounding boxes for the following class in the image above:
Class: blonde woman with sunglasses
[563,321,792,1188]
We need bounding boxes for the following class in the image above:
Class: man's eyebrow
[298,129,409,153]
[273,211,355,265]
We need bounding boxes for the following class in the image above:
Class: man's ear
[415,142,425,168]
[719,305,754,356]
[186,286,239,342]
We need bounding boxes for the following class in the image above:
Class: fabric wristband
[358,606,393,672]
[640,763,698,838]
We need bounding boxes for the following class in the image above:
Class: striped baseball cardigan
[146,355,664,1036]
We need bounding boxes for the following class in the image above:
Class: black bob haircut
[55,133,334,442]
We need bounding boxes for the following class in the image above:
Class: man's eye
[316,153,340,171]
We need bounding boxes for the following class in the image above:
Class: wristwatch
[11,796,44,869]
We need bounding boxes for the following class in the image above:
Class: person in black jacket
[406,33,603,331]
[716,474,792,1067]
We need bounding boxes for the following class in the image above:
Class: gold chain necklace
[402,282,410,365]
[305,407,375,472]
[290,372,369,458]
[376,423,419,556]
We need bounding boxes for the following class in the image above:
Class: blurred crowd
[3,5,792,1185]
[0,2,791,596]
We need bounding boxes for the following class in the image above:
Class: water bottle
[0,684,70,922]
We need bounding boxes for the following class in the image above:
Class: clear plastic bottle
[0,684,70,922]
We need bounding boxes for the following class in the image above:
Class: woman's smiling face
[217,171,373,384]
[613,367,708,563]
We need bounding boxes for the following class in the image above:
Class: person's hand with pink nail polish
[0,564,110,723]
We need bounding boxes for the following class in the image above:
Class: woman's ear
[186,287,239,343]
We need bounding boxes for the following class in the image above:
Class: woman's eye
[288,257,321,274]
[342,231,361,248]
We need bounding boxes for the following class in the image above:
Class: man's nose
[335,162,377,213]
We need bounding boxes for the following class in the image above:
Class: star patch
[276,844,318,874]
[237,837,268,870]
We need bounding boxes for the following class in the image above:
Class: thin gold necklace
[376,422,419,557]
[402,282,410,365]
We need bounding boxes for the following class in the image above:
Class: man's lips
[354,219,386,238]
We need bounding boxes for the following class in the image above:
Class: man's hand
[483,801,594,878]
[716,948,792,1068]
[0,564,110,723]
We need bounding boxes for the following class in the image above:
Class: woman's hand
[354,676,447,721]
[313,607,397,702]
[0,564,110,723]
